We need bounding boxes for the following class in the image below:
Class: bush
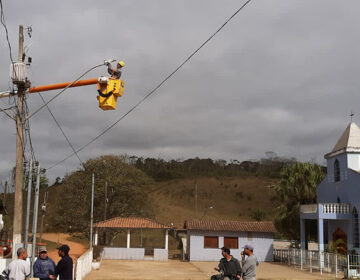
[235,192,244,199]
[251,209,266,221]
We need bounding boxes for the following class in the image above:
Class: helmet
[118,61,125,67]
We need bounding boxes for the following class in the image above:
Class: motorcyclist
[211,247,241,280]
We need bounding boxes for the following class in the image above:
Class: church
[300,122,360,253]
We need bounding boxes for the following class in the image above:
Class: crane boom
[0,78,98,98]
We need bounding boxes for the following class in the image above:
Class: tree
[271,162,325,240]
[50,155,153,232]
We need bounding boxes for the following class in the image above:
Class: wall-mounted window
[353,208,359,248]
[204,236,218,248]
[334,159,340,182]
[224,237,238,249]
[247,232,253,241]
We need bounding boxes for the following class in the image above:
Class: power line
[47,0,253,170]
[27,64,104,120]
[38,92,83,165]
[23,97,36,163]
[0,0,14,63]
[0,104,15,119]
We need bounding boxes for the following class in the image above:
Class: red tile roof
[94,217,170,229]
[184,219,276,233]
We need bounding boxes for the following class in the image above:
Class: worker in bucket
[106,60,125,79]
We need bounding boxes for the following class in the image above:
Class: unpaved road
[41,233,88,263]
[85,260,339,280]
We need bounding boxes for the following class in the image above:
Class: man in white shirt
[241,244,259,280]
[1,247,30,280]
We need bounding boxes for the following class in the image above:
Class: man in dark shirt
[211,247,241,280]
[49,244,73,280]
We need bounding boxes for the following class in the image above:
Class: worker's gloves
[104,59,112,66]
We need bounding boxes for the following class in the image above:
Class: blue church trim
[300,122,360,254]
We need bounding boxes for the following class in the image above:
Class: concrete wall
[154,249,168,261]
[76,249,93,280]
[102,248,145,260]
[188,230,273,262]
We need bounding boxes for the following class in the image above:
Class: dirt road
[41,233,88,263]
[85,260,338,280]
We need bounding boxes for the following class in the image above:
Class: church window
[353,207,359,248]
[334,159,340,182]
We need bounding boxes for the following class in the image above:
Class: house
[94,217,170,261]
[300,122,360,253]
[183,219,276,261]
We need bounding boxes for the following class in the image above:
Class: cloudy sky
[0,0,360,184]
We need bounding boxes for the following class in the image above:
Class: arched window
[353,207,359,248]
[334,159,340,182]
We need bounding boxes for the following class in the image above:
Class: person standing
[49,245,73,280]
[106,60,125,79]
[1,247,30,280]
[33,246,55,280]
[211,247,241,280]
[241,244,259,280]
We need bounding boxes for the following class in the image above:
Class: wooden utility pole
[90,174,94,249]
[13,25,25,251]
[104,182,107,220]
[3,181,7,209]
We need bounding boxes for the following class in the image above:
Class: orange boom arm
[29,78,98,93]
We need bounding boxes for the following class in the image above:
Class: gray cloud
[0,0,360,182]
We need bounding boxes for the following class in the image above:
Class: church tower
[324,122,360,183]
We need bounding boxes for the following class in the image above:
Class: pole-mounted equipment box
[10,62,27,85]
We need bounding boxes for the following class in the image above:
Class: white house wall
[188,230,273,262]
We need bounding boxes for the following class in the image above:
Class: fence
[273,248,352,278]
[76,248,93,280]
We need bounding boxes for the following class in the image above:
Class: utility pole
[24,159,33,249]
[3,181,7,210]
[31,162,41,277]
[39,191,48,243]
[90,174,94,249]
[13,25,25,254]
[104,182,107,221]
[195,182,198,219]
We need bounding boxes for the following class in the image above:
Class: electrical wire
[27,64,104,120]
[0,0,17,118]
[47,0,253,170]
[13,96,27,161]
[0,105,15,111]
[38,92,83,164]
[23,97,36,163]
[0,0,14,63]
[0,105,15,119]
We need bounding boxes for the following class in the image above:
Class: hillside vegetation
[1,154,324,242]
[148,176,276,224]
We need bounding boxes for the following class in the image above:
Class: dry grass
[147,176,277,224]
